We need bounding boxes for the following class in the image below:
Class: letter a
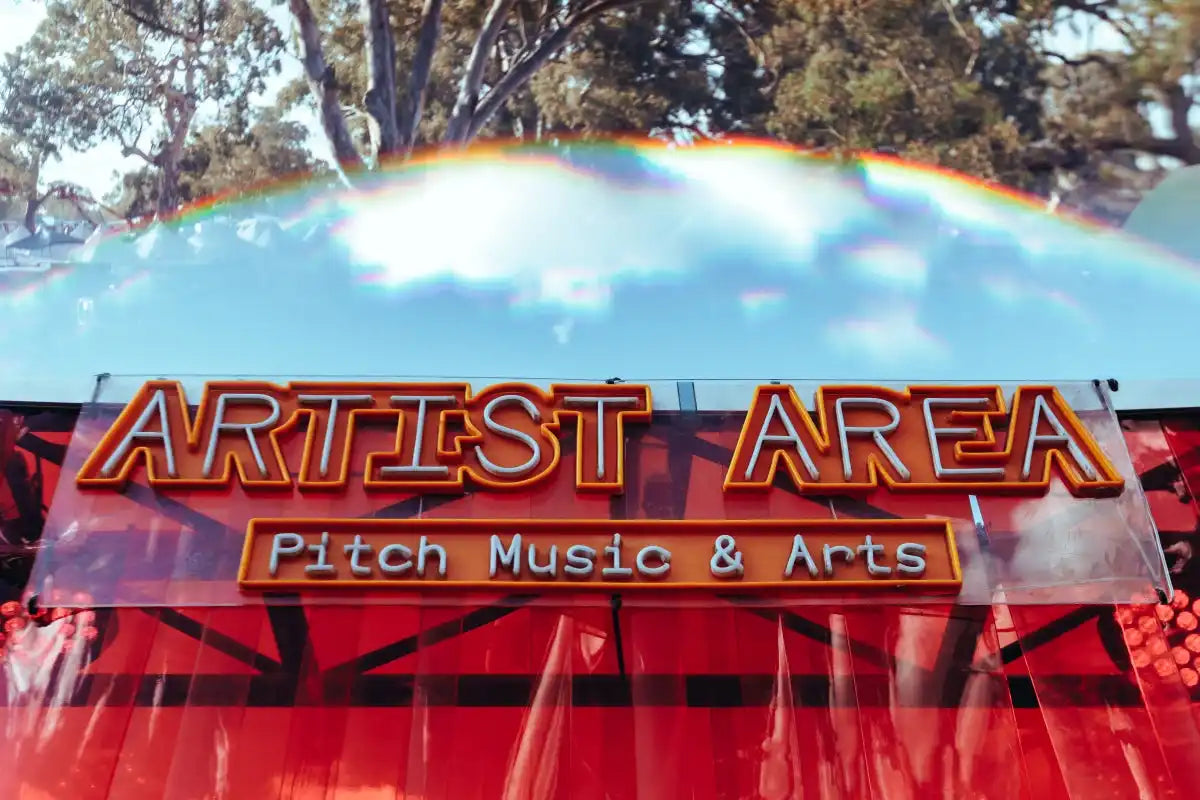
[1010,388,1123,497]
[729,388,822,490]
[1021,393,1097,481]
[79,385,181,485]
[784,535,819,578]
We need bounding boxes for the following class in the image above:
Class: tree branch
[1095,135,1200,163]
[513,0,536,49]
[1055,0,1137,44]
[362,0,400,157]
[674,119,719,142]
[1045,50,1121,79]
[117,135,156,165]
[1025,134,1200,171]
[105,0,199,43]
[0,149,25,170]
[1055,0,1120,22]
[1163,82,1195,154]
[397,0,444,153]
[58,188,108,225]
[466,0,648,141]
[287,0,364,170]
[34,188,55,207]
[709,0,772,87]
[937,0,979,75]
[445,0,520,143]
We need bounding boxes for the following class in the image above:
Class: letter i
[603,533,633,577]
[306,532,336,575]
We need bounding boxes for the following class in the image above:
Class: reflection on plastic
[7,146,1200,405]
[4,389,1200,798]
[2,600,1200,798]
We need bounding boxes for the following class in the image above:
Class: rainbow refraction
[0,140,1197,401]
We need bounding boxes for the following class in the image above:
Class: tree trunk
[1163,82,1200,164]
[156,115,188,218]
[289,0,365,170]
[157,155,181,219]
[22,160,39,230]
[362,0,399,158]
[22,197,38,232]
[398,0,445,153]
[444,0,519,143]
[152,49,201,219]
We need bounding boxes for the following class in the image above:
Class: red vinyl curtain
[0,413,1199,798]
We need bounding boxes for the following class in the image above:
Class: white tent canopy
[1123,165,1200,262]
[2,224,32,252]
[186,217,244,262]
[71,221,133,265]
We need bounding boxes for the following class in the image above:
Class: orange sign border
[236,517,964,593]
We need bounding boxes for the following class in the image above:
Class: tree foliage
[530,0,1196,217]
[723,2,1036,185]
[0,40,101,229]
[22,0,286,217]
[2,0,1197,222]
[108,107,325,219]
[1033,1,1200,215]
[525,2,720,138]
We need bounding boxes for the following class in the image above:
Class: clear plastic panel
[26,376,1168,607]
[7,147,1200,413]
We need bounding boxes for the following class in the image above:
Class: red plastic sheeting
[0,412,1199,798]
[1,600,1200,799]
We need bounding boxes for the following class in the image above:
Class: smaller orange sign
[238,518,962,592]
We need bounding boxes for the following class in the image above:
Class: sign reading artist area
[38,378,1149,604]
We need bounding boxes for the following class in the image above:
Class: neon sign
[72,381,1125,594]
[78,381,1122,497]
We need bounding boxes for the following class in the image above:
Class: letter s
[565,544,597,577]
[896,543,927,575]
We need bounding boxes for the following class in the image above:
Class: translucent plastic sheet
[7,146,1200,409]
[3,401,1198,799]
[25,377,1166,607]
